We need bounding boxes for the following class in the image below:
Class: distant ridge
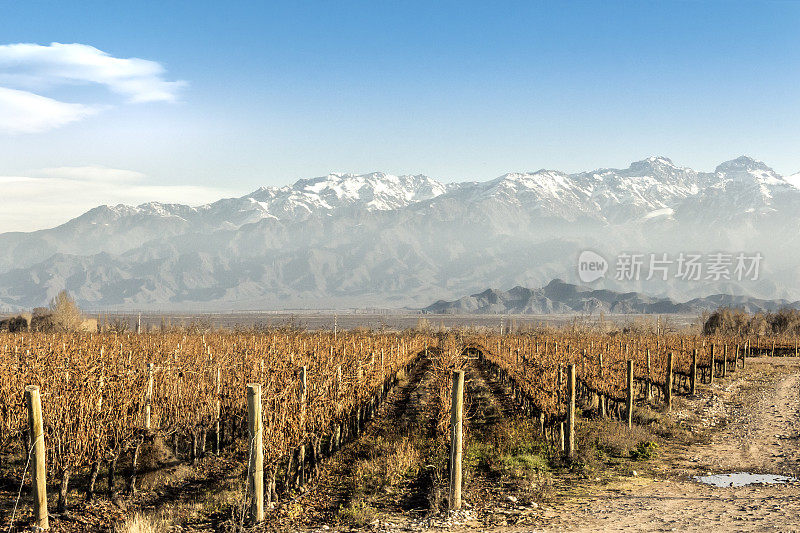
[423,279,799,315]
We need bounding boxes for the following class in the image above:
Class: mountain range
[2,156,800,312]
[424,279,799,315]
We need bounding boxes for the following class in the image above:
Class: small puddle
[694,472,797,487]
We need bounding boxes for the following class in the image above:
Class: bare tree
[49,290,83,332]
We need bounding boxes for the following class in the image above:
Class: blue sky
[1,1,799,230]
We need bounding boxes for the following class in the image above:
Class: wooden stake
[690,349,697,396]
[300,365,308,431]
[25,385,49,530]
[247,383,264,522]
[215,367,221,454]
[722,344,727,378]
[449,370,465,510]
[646,349,652,402]
[626,360,634,428]
[742,341,747,367]
[709,344,715,384]
[665,352,674,411]
[145,362,154,430]
[566,364,576,459]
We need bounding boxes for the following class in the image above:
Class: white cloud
[0,166,234,232]
[34,165,146,182]
[0,42,185,134]
[0,86,97,133]
[0,42,185,103]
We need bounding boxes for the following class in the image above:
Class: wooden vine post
[25,385,49,530]
[449,370,465,510]
[626,360,634,428]
[215,367,221,453]
[566,364,576,459]
[558,364,565,451]
[598,351,605,416]
[646,349,652,402]
[300,365,308,430]
[690,349,697,396]
[247,383,264,523]
[743,340,747,369]
[145,362,154,430]
[665,352,674,411]
[722,344,727,378]
[709,344,715,385]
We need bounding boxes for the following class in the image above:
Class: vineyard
[0,328,775,530]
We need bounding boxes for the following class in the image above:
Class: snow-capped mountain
[2,156,800,312]
[0,172,453,273]
[247,172,452,218]
[674,156,800,223]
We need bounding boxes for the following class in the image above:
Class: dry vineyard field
[0,329,795,532]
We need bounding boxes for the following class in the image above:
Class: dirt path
[269,356,441,530]
[492,357,800,532]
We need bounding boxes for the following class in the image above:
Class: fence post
[626,360,634,428]
[742,341,747,368]
[25,385,49,530]
[722,344,727,378]
[449,370,465,510]
[145,363,154,430]
[599,351,607,417]
[665,352,674,411]
[558,364,565,452]
[646,349,652,402]
[300,365,308,431]
[709,344,715,384]
[247,384,264,522]
[215,367,221,453]
[566,364,576,459]
[690,349,697,395]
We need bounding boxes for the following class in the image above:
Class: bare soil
[491,357,800,532]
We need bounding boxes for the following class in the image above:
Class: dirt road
[497,357,800,532]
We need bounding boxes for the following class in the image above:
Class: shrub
[0,314,30,332]
[336,499,377,527]
[629,441,659,460]
[703,307,800,337]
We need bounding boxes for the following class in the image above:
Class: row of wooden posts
[243,359,414,521]
[480,345,749,466]
[245,343,750,519]
[20,354,415,529]
[18,344,748,528]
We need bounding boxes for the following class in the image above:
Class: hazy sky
[1,1,799,231]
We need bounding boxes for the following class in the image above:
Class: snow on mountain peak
[785,172,800,190]
[242,172,449,218]
[167,158,800,229]
[625,156,690,179]
[639,155,676,167]
[713,156,785,190]
[715,156,773,174]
